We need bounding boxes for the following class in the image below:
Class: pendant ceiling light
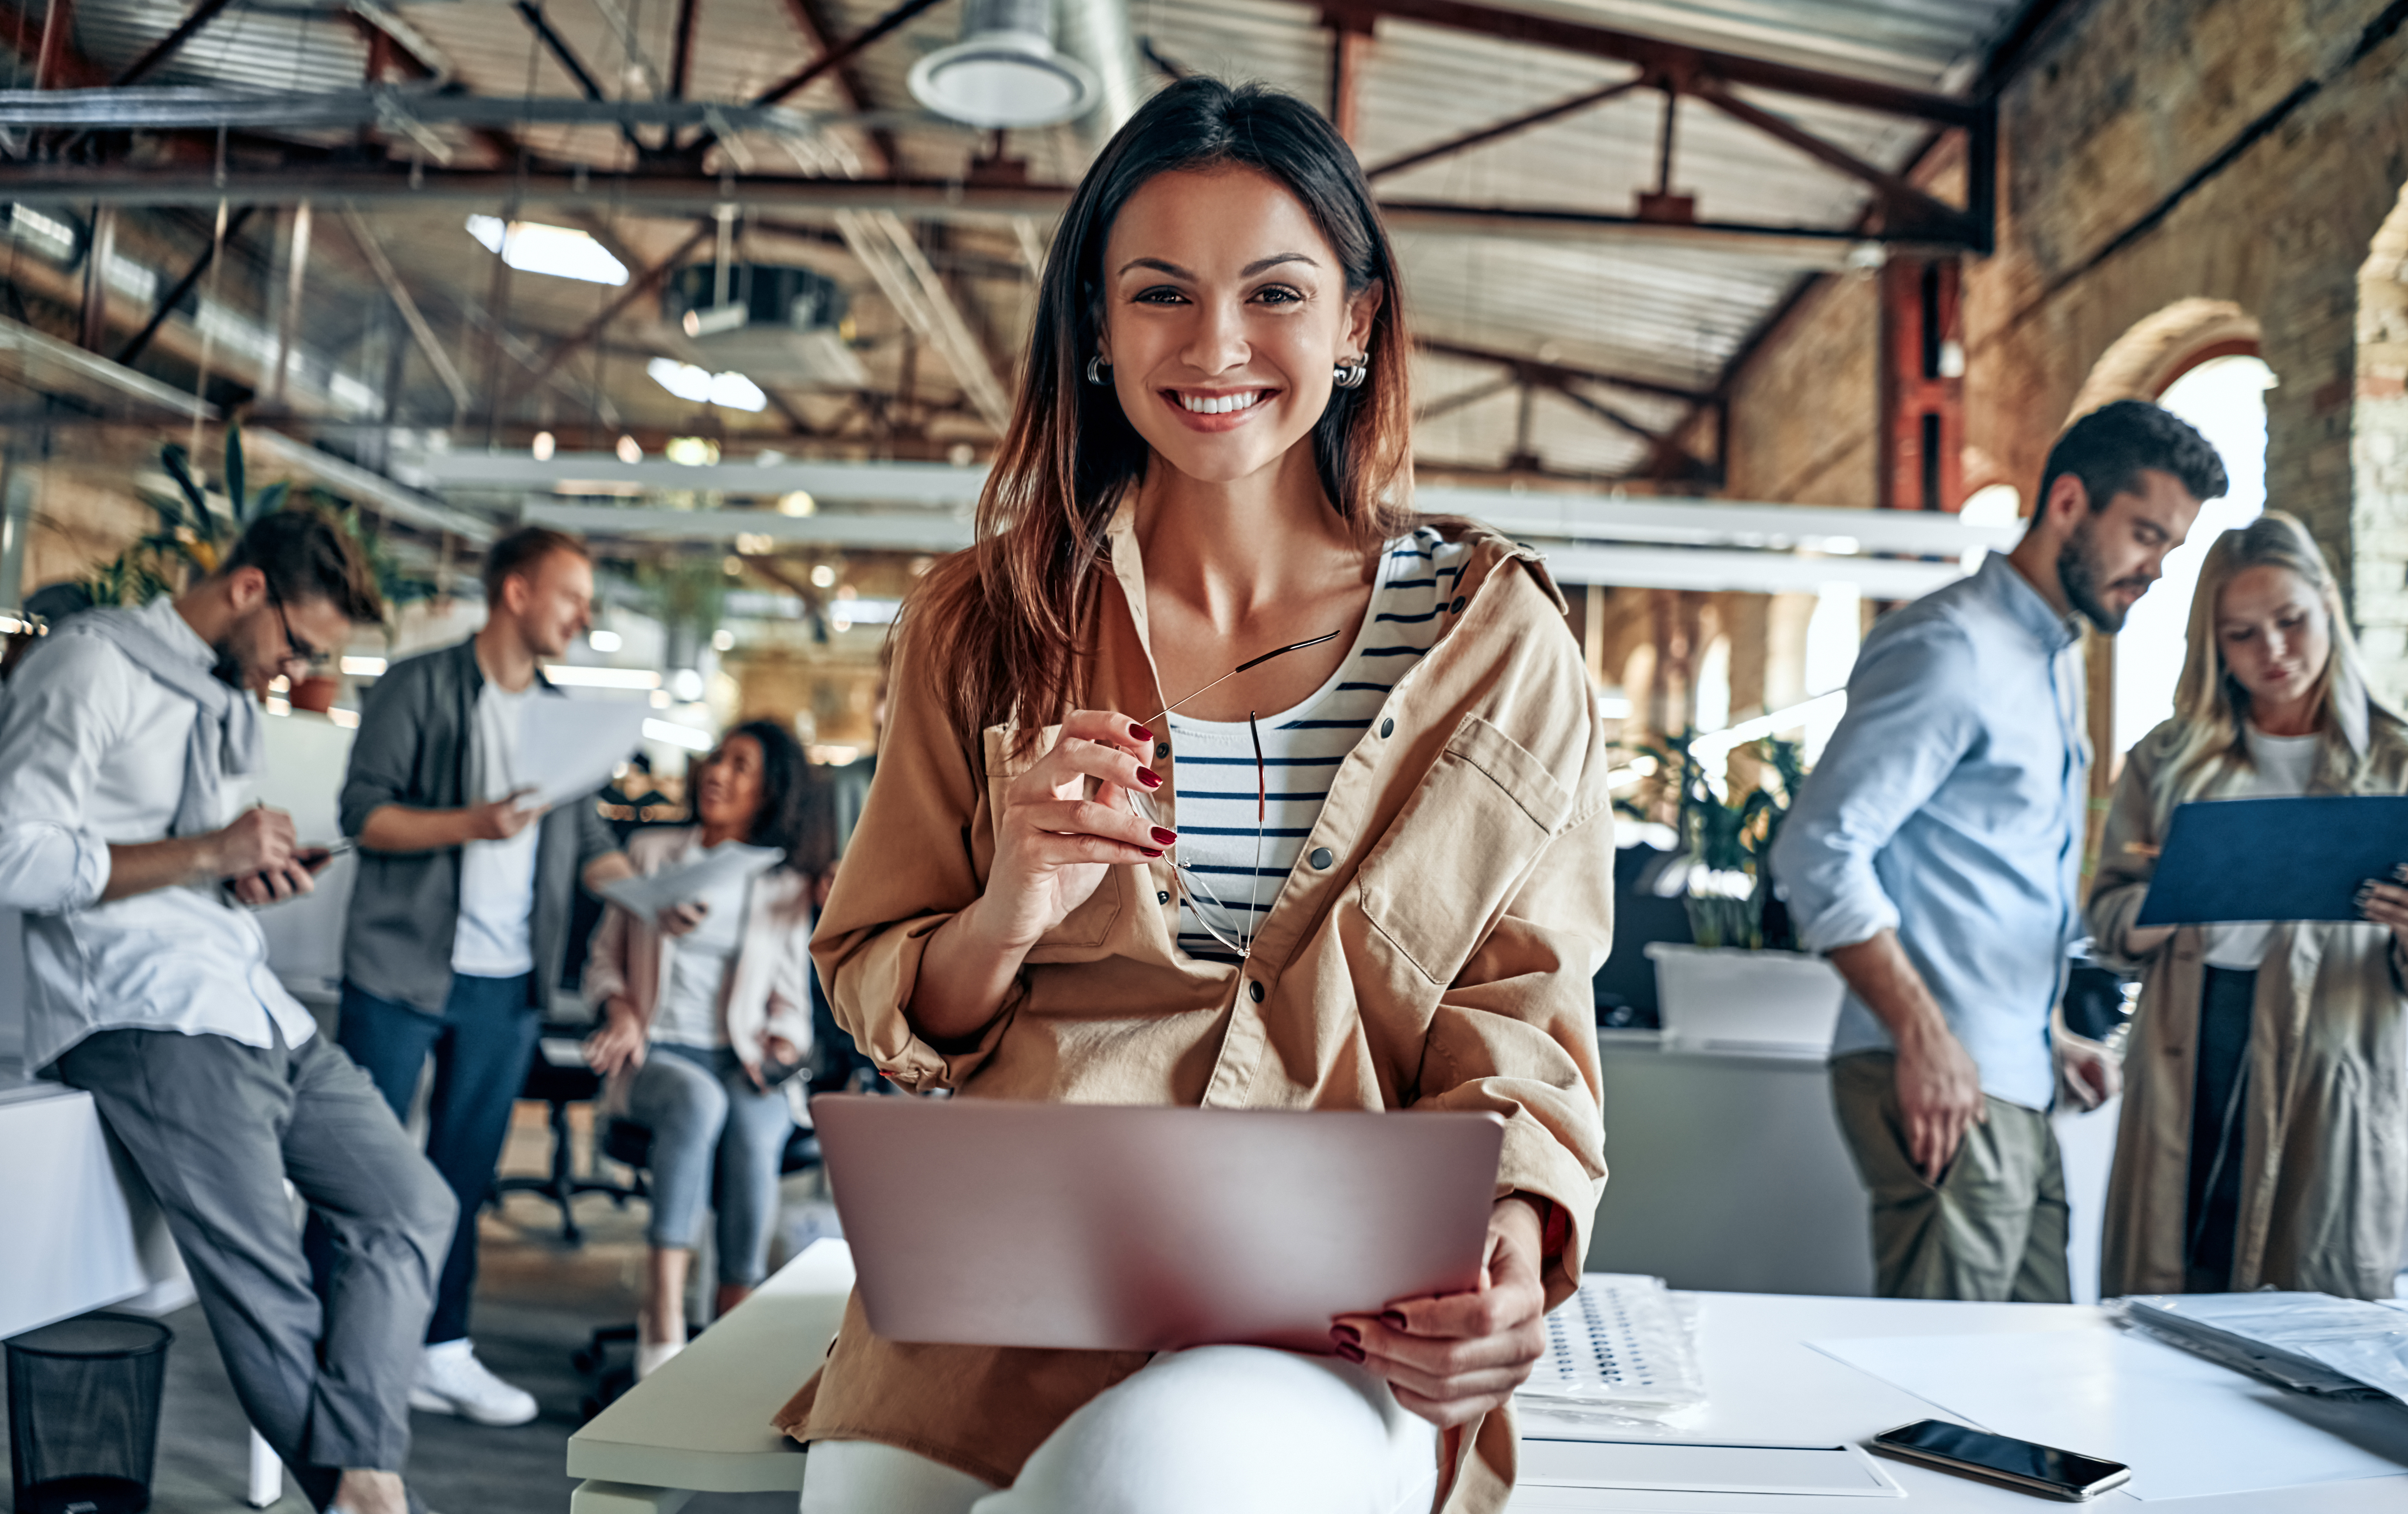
[908,0,1100,128]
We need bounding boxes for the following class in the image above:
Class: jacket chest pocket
[1354,713,1571,987]
[982,721,1126,956]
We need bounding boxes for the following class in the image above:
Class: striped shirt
[1166,527,1472,963]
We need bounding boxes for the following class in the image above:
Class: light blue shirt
[1769,553,2089,1110]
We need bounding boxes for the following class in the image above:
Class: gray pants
[1830,1051,2071,1303]
[55,1026,455,1507]
[628,1043,793,1286]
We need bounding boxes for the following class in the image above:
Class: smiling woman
[789,77,1614,1514]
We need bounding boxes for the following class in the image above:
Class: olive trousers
[1830,1050,2071,1303]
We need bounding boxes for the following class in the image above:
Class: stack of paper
[518,698,653,810]
[598,842,784,919]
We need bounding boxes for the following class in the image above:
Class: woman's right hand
[583,999,648,1076]
[978,710,1172,952]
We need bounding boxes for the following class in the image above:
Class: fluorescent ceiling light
[340,656,386,676]
[644,357,768,413]
[588,629,623,652]
[645,718,714,752]
[465,216,628,286]
[543,665,662,689]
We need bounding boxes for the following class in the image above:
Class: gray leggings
[627,1043,794,1286]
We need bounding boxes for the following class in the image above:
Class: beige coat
[2086,705,2408,1299]
[582,825,817,1120]
[776,506,1615,1512]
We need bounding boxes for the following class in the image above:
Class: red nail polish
[1380,1310,1408,1330]
[1140,847,1164,858]
[1129,722,1152,742]
[1330,1324,1360,1347]
[1137,767,1163,788]
[1152,826,1178,846]
[1334,1341,1365,1364]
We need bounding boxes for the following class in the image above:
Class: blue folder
[2133,795,2408,926]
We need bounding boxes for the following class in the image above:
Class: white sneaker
[409,1339,539,1427]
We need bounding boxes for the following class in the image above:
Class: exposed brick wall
[2357,184,2408,695]
[1724,0,2408,688]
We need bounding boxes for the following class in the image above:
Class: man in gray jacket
[0,511,451,1514]
[330,527,633,1424]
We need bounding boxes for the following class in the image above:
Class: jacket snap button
[1248,981,1265,1003]
[1155,740,1171,759]
[1156,890,1170,905]
[1310,847,1333,870]
[1378,717,1394,738]
[1450,595,1466,614]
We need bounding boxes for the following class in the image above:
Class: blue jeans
[324,972,541,1345]
[629,1043,793,1286]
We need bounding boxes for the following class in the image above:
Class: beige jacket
[583,825,816,1119]
[775,507,1615,1512]
[2087,705,2408,1300]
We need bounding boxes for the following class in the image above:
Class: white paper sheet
[1519,1439,1901,1496]
[598,842,783,919]
[518,697,652,810]
[1809,1330,2408,1500]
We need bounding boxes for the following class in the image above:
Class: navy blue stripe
[1337,681,1392,693]
[1178,754,1343,766]
[1438,564,1465,578]
[1388,577,1438,589]
[1177,825,1315,837]
[1186,865,1292,879]
[1388,547,1432,560]
[1360,646,1429,658]
[1279,719,1373,730]
[1375,609,1438,624]
[1180,788,1333,801]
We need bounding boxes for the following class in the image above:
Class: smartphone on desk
[1870,1420,2131,1501]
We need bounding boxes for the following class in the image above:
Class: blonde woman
[2088,512,2408,1298]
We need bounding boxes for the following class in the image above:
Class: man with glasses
[0,510,453,1514]
[328,526,633,1426]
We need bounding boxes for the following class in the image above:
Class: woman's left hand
[1330,1196,1551,1429]
[2357,866,2408,947]
[745,1034,803,1091]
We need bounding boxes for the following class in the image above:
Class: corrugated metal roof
[49,0,2031,479]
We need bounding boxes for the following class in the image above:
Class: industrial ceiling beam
[1689,78,1975,243]
[1414,335,1709,405]
[0,165,1950,258]
[116,203,254,366]
[510,0,644,154]
[1365,73,1646,181]
[1323,0,1985,127]
[517,220,714,395]
[111,0,237,87]
[693,0,947,160]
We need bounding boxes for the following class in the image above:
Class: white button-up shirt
[0,595,315,1071]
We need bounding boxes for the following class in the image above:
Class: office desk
[567,1242,2408,1512]
[0,1075,190,1340]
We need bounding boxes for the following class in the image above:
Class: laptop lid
[812,1095,1506,1354]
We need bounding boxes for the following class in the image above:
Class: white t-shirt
[1164,528,1471,963]
[2201,726,2323,970]
[651,850,751,1048]
[452,678,542,977]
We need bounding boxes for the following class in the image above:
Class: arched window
[2109,353,2275,754]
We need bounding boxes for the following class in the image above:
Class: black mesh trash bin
[5,1313,174,1514]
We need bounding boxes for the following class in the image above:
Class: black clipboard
[2133,795,2408,926]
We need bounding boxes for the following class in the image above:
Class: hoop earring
[1086,356,1112,386]
[1333,358,1369,389]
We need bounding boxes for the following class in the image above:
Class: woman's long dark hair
[898,77,1417,751]
[715,719,832,875]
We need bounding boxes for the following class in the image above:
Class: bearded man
[1771,400,2227,1302]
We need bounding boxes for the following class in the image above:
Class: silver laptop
[812,1095,1506,1354]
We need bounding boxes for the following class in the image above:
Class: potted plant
[1615,730,1844,1053]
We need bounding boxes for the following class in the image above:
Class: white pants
[797,1346,1440,1514]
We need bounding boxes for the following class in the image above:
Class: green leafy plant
[88,421,286,606]
[1613,729,1808,951]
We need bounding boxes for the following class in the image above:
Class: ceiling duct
[663,262,868,389]
[907,0,1101,128]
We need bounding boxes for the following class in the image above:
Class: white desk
[567,1242,2408,1512]
[0,1076,192,1340]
